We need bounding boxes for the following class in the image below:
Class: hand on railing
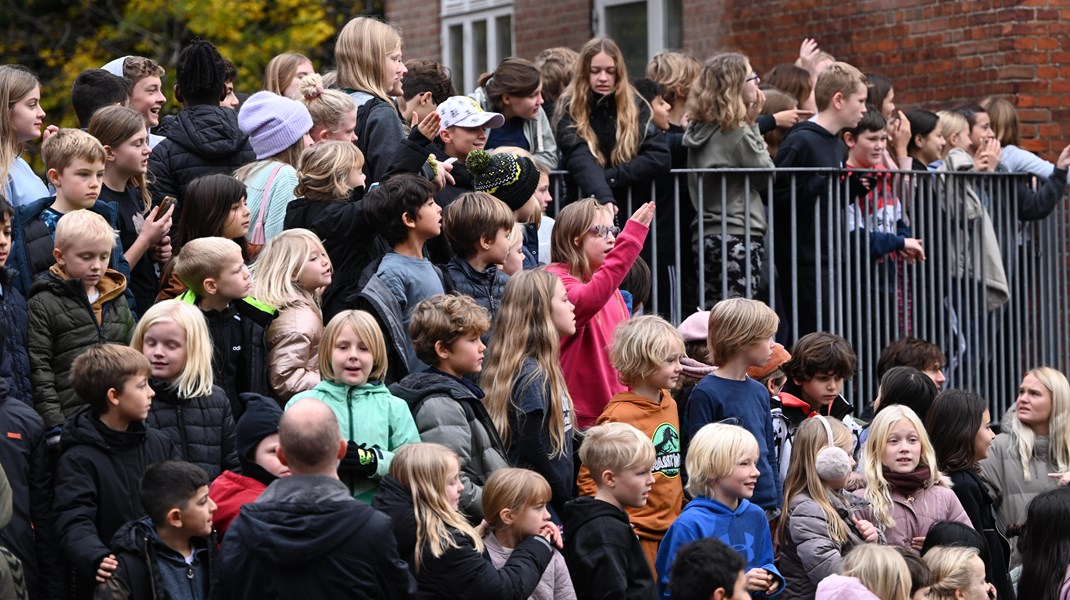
[900,238,925,264]
[628,201,656,228]
[974,138,1002,172]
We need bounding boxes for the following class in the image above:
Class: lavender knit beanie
[239,91,313,160]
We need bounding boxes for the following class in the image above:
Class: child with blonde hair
[131,300,238,480]
[479,468,576,599]
[287,309,420,502]
[860,405,970,552]
[502,223,526,276]
[0,65,50,208]
[655,423,782,599]
[252,229,332,402]
[779,416,881,598]
[577,315,685,570]
[924,546,993,600]
[816,544,912,600]
[297,73,358,144]
[262,52,314,98]
[284,141,373,319]
[372,443,555,598]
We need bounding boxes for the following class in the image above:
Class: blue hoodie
[655,496,784,599]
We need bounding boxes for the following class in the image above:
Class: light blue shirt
[4,157,49,208]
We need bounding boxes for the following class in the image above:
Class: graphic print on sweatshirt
[651,422,681,478]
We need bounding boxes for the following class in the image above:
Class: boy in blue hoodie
[98,460,216,600]
[655,423,783,599]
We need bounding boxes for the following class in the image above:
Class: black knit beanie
[467,149,541,212]
[236,393,283,486]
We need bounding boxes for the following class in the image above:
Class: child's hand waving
[628,201,656,227]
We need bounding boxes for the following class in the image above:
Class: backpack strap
[250,162,286,245]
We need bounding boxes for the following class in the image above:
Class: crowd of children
[1,20,1069,600]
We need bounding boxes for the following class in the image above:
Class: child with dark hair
[876,336,947,389]
[872,366,938,422]
[472,57,558,170]
[904,109,945,172]
[399,59,456,129]
[71,69,130,128]
[148,39,256,219]
[0,196,31,405]
[666,537,749,600]
[98,461,217,600]
[896,548,932,600]
[54,344,177,599]
[918,520,987,558]
[220,58,239,110]
[1016,487,1070,600]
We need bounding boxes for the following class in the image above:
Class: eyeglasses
[587,225,620,239]
[746,73,760,83]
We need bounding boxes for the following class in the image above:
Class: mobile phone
[155,197,175,221]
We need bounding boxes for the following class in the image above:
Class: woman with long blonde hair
[553,37,670,206]
[371,443,556,598]
[0,65,50,208]
[482,270,576,518]
[334,16,408,182]
[981,366,1070,568]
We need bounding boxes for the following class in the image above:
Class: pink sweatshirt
[546,219,648,429]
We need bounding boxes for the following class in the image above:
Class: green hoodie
[287,379,420,503]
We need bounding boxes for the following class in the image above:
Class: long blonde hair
[556,38,641,167]
[479,468,552,535]
[549,199,610,281]
[1005,366,1070,480]
[390,443,482,571]
[251,228,329,309]
[0,66,40,192]
[482,270,573,457]
[334,17,401,102]
[688,53,750,131]
[263,53,312,96]
[842,545,912,600]
[779,417,854,544]
[863,405,942,529]
[87,105,152,212]
[130,301,215,398]
[295,141,364,201]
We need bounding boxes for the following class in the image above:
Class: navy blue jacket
[0,268,31,406]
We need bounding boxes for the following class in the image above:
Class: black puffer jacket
[53,410,177,592]
[555,92,671,206]
[444,257,508,329]
[283,196,389,322]
[0,268,32,406]
[147,104,256,223]
[100,517,216,600]
[145,381,239,482]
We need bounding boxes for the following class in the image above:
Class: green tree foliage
[0,0,383,133]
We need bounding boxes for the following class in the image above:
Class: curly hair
[688,53,750,131]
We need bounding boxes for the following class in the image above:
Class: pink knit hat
[677,311,711,343]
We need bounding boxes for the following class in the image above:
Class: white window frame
[441,0,515,95]
[593,0,679,63]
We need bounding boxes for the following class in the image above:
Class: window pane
[665,0,682,50]
[449,24,466,93]
[474,20,489,82]
[604,2,647,79]
[496,15,513,60]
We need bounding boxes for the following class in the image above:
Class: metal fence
[549,168,1070,420]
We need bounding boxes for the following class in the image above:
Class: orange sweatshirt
[577,389,684,569]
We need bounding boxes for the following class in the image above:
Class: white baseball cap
[438,96,505,130]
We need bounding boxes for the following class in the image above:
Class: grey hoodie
[683,120,774,238]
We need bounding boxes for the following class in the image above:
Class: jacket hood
[685,495,754,517]
[562,496,629,533]
[60,408,148,453]
[234,475,373,565]
[682,121,726,147]
[788,119,838,140]
[167,105,252,159]
[110,516,210,558]
[390,371,475,409]
[815,575,880,600]
[177,289,277,322]
[604,390,674,416]
[302,379,391,405]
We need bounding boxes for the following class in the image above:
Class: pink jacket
[546,219,648,429]
[856,477,971,551]
[815,575,880,600]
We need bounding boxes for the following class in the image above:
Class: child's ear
[401,211,418,230]
[600,469,616,488]
[165,507,184,529]
[103,145,116,162]
[173,84,184,106]
[46,168,61,187]
[479,235,494,251]
[105,386,122,408]
[711,587,727,600]
[439,127,453,145]
[832,91,845,110]
[498,507,515,526]
[52,247,64,265]
[419,92,433,108]
[501,93,512,107]
[434,340,451,361]
[842,132,856,148]
[202,277,218,296]
[336,439,347,461]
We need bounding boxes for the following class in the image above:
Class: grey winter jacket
[684,120,774,238]
[779,491,877,600]
[390,371,508,521]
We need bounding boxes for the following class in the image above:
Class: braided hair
[176,39,226,105]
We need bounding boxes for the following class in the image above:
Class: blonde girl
[263,52,314,98]
[924,546,993,600]
[298,73,358,144]
[779,416,881,599]
[285,141,372,320]
[334,16,407,182]
[685,52,774,304]
[553,37,671,206]
[252,229,332,402]
[371,444,556,599]
[482,270,576,518]
[502,223,526,276]
[860,405,970,552]
[479,468,575,600]
[815,545,912,600]
[937,111,971,160]
[131,300,238,480]
[0,65,50,207]
[981,366,1070,568]
[88,105,173,315]
[287,310,420,502]
[235,91,313,243]
[545,198,654,429]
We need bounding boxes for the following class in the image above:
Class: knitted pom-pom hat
[467,149,541,212]
[239,91,313,160]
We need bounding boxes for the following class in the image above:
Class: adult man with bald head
[219,399,417,599]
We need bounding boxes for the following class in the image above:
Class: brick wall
[681,0,1070,159]
[514,1,592,59]
[387,0,441,64]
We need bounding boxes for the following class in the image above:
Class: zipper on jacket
[347,387,355,442]
[177,403,189,461]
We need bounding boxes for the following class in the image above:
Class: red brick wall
[387,0,441,63]
[681,0,1070,159]
[514,1,592,59]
